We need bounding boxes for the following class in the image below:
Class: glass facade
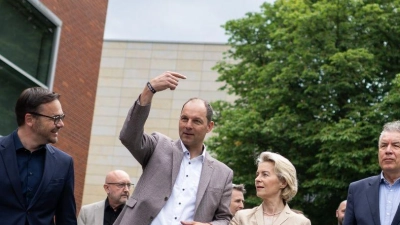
[0,0,61,135]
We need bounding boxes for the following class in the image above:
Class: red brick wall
[40,0,108,211]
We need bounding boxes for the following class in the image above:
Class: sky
[104,0,275,43]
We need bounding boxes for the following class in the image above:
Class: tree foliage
[207,0,400,223]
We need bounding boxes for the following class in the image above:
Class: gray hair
[232,183,246,194]
[257,151,298,202]
[379,121,400,144]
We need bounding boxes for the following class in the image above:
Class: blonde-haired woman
[230,151,311,225]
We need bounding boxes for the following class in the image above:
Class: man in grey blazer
[78,170,131,225]
[344,121,400,225]
[114,71,233,225]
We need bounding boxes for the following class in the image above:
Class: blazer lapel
[0,135,24,207]
[95,201,105,224]
[273,204,291,225]
[366,175,381,225]
[392,209,400,225]
[172,140,184,187]
[28,145,56,208]
[254,205,264,225]
[194,153,214,212]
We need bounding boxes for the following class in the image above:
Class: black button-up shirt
[13,131,45,206]
[104,198,124,225]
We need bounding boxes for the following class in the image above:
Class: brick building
[0,0,108,210]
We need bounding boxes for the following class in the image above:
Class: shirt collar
[380,171,400,185]
[13,129,47,152]
[179,141,206,163]
[12,130,24,151]
[105,197,124,211]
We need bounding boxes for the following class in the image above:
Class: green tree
[207,0,400,224]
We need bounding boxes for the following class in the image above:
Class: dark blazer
[344,175,400,225]
[0,133,77,225]
[114,101,233,225]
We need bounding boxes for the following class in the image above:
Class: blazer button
[150,216,154,220]
[164,196,168,201]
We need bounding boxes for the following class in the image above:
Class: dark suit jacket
[0,132,77,225]
[344,175,400,225]
[114,101,233,225]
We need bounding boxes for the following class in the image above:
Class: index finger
[167,71,187,79]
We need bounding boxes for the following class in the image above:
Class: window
[0,0,61,135]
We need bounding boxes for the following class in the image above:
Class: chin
[48,138,58,144]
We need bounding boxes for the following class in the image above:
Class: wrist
[147,81,156,94]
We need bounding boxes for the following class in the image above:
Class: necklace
[263,210,283,216]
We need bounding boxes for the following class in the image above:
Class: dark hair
[181,97,213,122]
[15,87,61,126]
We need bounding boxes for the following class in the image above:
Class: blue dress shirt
[379,172,400,225]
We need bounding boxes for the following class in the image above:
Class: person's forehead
[380,131,400,141]
[232,189,244,197]
[183,100,205,109]
[182,101,207,115]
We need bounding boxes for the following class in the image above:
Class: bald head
[336,200,347,225]
[105,170,130,183]
[104,170,131,209]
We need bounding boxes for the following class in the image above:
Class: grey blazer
[114,101,233,225]
[230,204,311,225]
[77,200,105,225]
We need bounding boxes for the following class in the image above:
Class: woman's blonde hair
[257,151,298,202]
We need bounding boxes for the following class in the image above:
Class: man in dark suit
[344,121,400,225]
[114,71,233,225]
[0,87,76,225]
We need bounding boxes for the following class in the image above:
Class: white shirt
[151,141,205,225]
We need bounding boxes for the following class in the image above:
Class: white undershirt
[151,141,205,225]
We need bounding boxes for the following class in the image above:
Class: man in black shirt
[78,170,131,225]
[0,87,76,225]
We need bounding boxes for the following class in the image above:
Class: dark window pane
[0,60,37,135]
[0,0,56,84]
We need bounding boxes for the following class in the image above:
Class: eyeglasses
[107,183,133,189]
[29,112,65,125]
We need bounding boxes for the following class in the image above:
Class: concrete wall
[82,40,235,205]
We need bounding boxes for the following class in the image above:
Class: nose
[255,173,262,181]
[185,120,193,129]
[385,145,394,154]
[123,183,132,191]
[239,201,244,209]
[56,119,64,128]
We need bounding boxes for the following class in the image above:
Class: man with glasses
[78,170,132,225]
[0,87,76,225]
